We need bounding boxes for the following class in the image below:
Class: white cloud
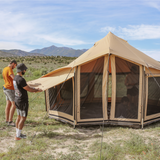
[101,25,160,40]
[36,34,87,46]
[101,27,116,33]
[142,0,160,11]
[0,41,33,51]
[0,0,160,51]
[142,50,160,61]
[0,11,37,42]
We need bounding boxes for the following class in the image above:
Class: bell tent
[28,32,160,128]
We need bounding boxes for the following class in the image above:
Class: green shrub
[33,70,41,77]
[0,68,2,74]
[41,69,48,76]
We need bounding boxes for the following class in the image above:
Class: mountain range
[0,45,88,57]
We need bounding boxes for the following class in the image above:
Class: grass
[89,132,160,160]
[0,56,160,160]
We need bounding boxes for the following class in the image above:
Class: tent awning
[27,71,74,91]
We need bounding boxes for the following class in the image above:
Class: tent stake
[73,120,76,129]
[141,118,144,130]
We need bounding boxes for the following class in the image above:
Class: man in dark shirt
[13,63,42,140]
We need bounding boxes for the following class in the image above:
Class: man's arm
[23,85,42,93]
[10,74,14,79]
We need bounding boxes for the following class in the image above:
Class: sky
[0,0,160,60]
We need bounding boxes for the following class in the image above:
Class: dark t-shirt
[13,75,28,103]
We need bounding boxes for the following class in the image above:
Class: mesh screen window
[48,78,73,116]
[115,57,139,119]
[147,77,160,116]
[80,57,104,119]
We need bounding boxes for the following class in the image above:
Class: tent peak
[107,32,128,43]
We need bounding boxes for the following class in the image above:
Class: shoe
[15,136,21,141]
[8,121,15,127]
[15,134,26,141]
[20,133,27,138]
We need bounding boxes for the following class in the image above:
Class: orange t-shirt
[2,66,14,90]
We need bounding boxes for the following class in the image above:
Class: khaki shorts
[3,86,15,102]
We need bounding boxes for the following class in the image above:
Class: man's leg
[5,100,11,122]
[15,116,26,140]
[16,115,21,128]
[9,101,16,122]
[15,102,28,140]
[16,115,21,139]
[4,89,16,125]
[18,116,26,130]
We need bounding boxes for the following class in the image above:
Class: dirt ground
[1,123,160,160]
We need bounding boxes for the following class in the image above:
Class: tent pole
[74,67,76,129]
[107,54,111,122]
[100,54,110,160]
[141,66,146,129]
[141,66,144,129]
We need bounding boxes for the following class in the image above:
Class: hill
[1,49,45,57]
[0,45,88,57]
[0,51,15,57]
[30,45,87,57]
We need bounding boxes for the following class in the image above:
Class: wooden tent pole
[141,66,145,129]
[73,67,76,129]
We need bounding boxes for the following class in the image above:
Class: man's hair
[10,59,17,65]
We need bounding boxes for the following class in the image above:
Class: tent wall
[144,75,160,125]
[44,55,160,128]
[45,77,75,125]
[145,67,160,75]
[29,32,160,128]
[45,89,50,112]
[109,55,143,125]
[75,55,145,127]
[77,56,105,123]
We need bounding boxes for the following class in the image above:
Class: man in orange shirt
[2,60,17,126]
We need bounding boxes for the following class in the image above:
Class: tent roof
[41,32,160,77]
[67,32,160,70]
[27,32,160,90]
[27,68,74,90]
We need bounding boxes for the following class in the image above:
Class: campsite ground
[0,57,160,160]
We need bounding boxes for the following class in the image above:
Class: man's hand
[35,88,43,93]
[24,85,43,93]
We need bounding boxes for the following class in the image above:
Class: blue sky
[0,0,160,60]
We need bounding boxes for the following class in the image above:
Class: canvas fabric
[27,32,160,91]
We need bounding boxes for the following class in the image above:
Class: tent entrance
[110,56,141,122]
[78,57,105,122]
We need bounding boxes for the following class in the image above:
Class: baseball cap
[17,63,28,73]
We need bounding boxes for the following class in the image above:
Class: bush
[41,69,48,76]
[33,70,41,77]
[0,68,2,74]
[29,67,37,72]
[0,74,3,79]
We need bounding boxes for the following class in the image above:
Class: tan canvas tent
[28,32,160,128]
